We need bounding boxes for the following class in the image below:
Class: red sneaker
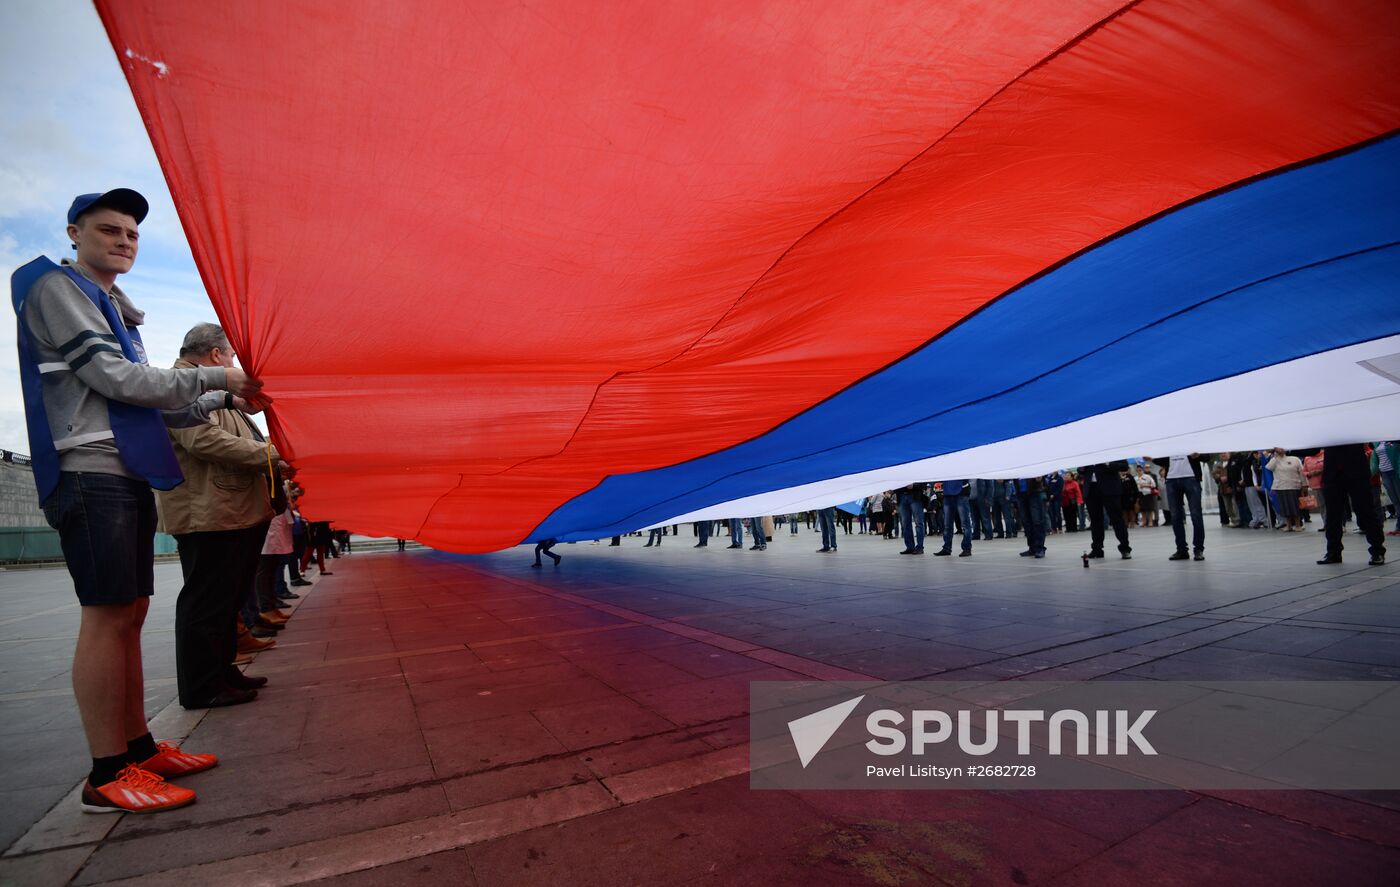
[81,766,196,814]
[135,741,219,778]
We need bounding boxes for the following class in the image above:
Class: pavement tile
[442,758,595,812]
[0,846,94,887]
[185,707,308,761]
[1310,632,1400,667]
[407,662,588,704]
[414,675,618,730]
[397,648,489,684]
[627,669,794,727]
[304,848,478,886]
[422,713,568,777]
[824,641,999,680]
[1196,789,1400,848]
[1217,624,1362,656]
[95,780,614,886]
[466,642,574,670]
[604,746,749,805]
[570,651,700,693]
[0,782,71,852]
[574,731,716,779]
[642,642,773,679]
[991,789,1196,844]
[301,686,419,746]
[107,752,437,833]
[533,695,677,750]
[688,715,749,750]
[792,788,1110,886]
[0,727,90,791]
[76,783,450,884]
[468,776,828,887]
[1048,796,1400,886]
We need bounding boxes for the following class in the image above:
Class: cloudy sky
[1,0,223,454]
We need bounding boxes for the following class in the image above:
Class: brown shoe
[237,634,276,654]
[232,652,253,666]
[260,609,291,624]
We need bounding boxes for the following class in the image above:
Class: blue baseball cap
[67,189,149,225]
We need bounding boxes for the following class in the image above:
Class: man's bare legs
[72,599,149,759]
[124,597,150,742]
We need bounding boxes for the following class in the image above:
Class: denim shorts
[41,472,157,606]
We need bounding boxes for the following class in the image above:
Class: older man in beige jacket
[157,323,287,709]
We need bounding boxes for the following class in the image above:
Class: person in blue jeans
[934,480,973,557]
[1014,477,1049,557]
[749,517,768,551]
[897,483,926,554]
[727,518,744,549]
[816,507,838,552]
[1156,455,1206,560]
[1000,480,1021,537]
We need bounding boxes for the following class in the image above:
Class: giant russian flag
[97,0,1400,551]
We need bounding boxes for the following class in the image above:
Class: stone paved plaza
[1,520,1398,885]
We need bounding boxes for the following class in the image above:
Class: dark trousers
[1018,491,1048,553]
[254,553,285,611]
[1000,495,1019,536]
[533,539,560,564]
[175,523,269,705]
[1062,502,1079,532]
[941,494,972,552]
[968,499,986,540]
[818,508,838,550]
[1085,487,1130,554]
[1324,478,1387,558]
[1167,477,1205,554]
[897,494,925,550]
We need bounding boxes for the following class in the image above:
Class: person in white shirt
[1155,454,1206,561]
[1265,448,1307,531]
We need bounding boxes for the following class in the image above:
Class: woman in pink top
[1303,451,1325,527]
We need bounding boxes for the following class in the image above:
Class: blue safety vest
[11,257,183,502]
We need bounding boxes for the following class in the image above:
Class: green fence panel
[0,527,177,562]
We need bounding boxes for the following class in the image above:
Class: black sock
[126,732,158,763]
[90,753,128,787]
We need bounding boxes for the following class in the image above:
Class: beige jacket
[156,358,280,535]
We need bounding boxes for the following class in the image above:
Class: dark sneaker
[1169,551,1189,561]
[958,550,972,558]
[1317,554,1343,564]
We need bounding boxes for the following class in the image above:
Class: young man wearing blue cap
[11,189,265,813]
